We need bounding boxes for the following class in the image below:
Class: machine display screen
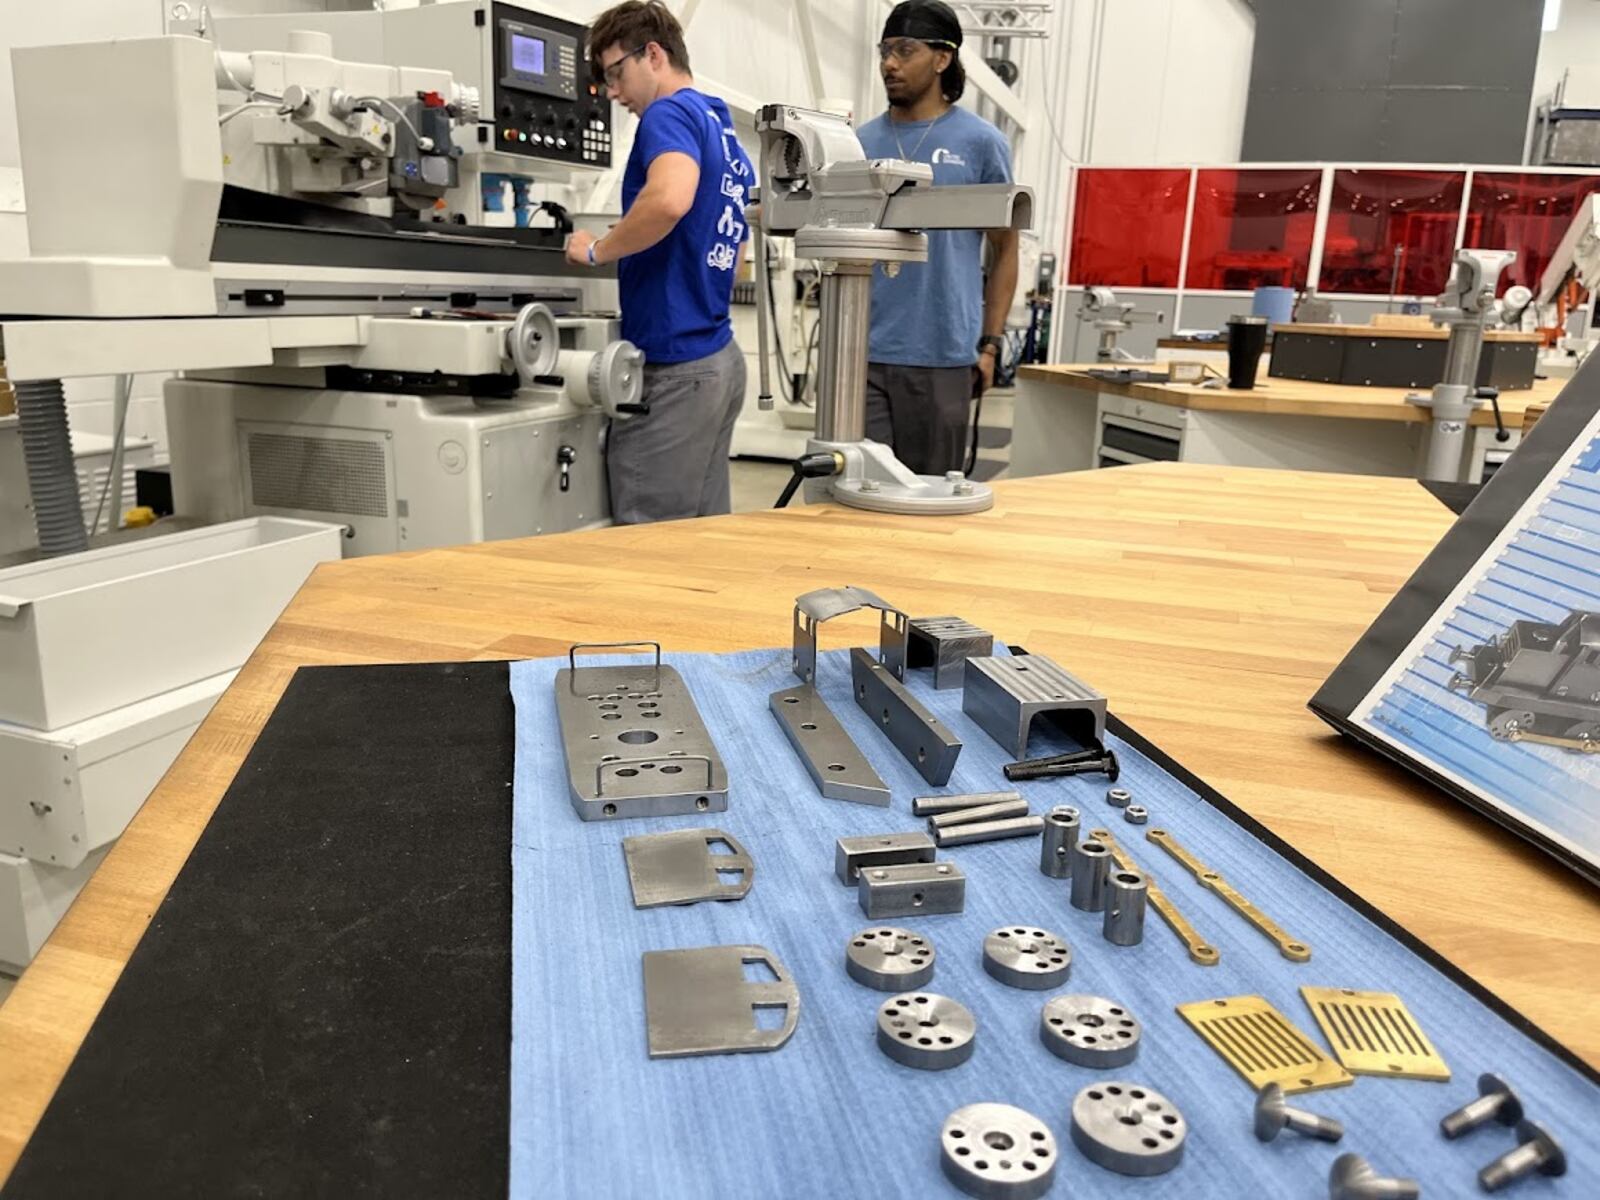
[511,33,547,77]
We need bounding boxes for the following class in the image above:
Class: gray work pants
[864,362,975,475]
[606,339,745,525]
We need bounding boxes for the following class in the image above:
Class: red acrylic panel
[1319,169,1466,296]
[1068,168,1190,288]
[1466,171,1600,296]
[1183,168,1322,291]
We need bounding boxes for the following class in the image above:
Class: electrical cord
[353,95,428,149]
[764,241,795,404]
[774,452,840,509]
[88,373,134,537]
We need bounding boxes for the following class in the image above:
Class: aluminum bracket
[791,586,909,685]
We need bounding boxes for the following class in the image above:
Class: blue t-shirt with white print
[618,88,753,364]
[856,105,1013,368]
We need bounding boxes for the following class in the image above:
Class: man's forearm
[982,231,1021,339]
[596,189,688,263]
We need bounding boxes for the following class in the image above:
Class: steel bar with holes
[1090,828,1220,966]
[1146,827,1311,962]
[850,647,962,785]
[769,684,889,806]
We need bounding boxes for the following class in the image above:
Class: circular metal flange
[982,926,1071,990]
[1040,995,1141,1068]
[794,226,929,265]
[1106,787,1133,808]
[1070,1081,1186,1177]
[506,302,560,382]
[846,927,936,991]
[590,339,644,417]
[1123,804,1148,824]
[940,1103,1058,1200]
[831,478,996,516]
[876,993,975,1070]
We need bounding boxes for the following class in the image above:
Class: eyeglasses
[877,38,955,62]
[599,45,647,87]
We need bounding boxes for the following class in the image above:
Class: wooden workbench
[1,464,1597,1181]
[1012,365,1568,480]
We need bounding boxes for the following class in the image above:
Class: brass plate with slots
[1176,995,1355,1095]
[1091,828,1220,966]
[1300,987,1451,1082]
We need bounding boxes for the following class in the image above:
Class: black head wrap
[882,0,963,49]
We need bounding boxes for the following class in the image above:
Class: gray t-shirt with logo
[856,105,1014,368]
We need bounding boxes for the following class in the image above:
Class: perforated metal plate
[1300,987,1452,1082]
[1175,995,1355,1095]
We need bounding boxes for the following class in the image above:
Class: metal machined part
[982,926,1071,989]
[907,616,995,689]
[555,642,729,821]
[1124,805,1148,824]
[940,1102,1057,1199]
[877,993,976,1070]
[1300,987,1450,1082]
[1092,828,1219,966]
[851,647,962,785]
[1176,995,1354,1095]
[1069,839,1112,911]
[769,684,890,806]
[1441,1072,1524,1138]
[1478,1120,1567,1192]
[621,828,753,908]
[835,831,935,885]
[859,861,965,917]
[1254,1083,1344,1143]
[934,815,1044,847]
[1041,995,1141,1067]
[1106,787,1132,808]
[845,926,936,991]
[641,945,799,1059]
[1147,827,1312,962]
[1103,870,1148,946]
[1329,1153,1421,1200]
[791,585,909,686]
[927,797,1029,830]
[1040,805,1080,878]
[962,654,1108,758]
[1070,1081,1187,1176]
[913,791,1022,817]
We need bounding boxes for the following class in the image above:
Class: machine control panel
[490,3,611,168]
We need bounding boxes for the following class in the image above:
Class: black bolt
[1441,1073,1524,1139]
[1477,1120,1566,1192]
[1004,749,1119,783]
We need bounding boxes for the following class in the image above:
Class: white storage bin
[0,846,108,973]
[0,670,235,869]
[0,517,340,730]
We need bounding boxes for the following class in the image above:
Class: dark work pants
[864,362,975,475]
[606,339,746,525]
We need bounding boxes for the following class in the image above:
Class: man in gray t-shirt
[856,0,1019,474]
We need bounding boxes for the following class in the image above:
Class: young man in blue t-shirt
[856,0,1020,474]
[567,1,752,525]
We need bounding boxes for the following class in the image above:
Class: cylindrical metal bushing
[845,926,936,991]
[1039,806,1080,878]
[876,992,976,1070]
[1103,871,1148,946]
[1069,839,1112,911]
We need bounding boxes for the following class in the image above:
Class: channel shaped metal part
[1041,995,1141,1068]
[907,615,995,689]
[792,585,909,686]
[1070,1081,1186,1176]
[851,647,962,784]
[940,1102,1057,1198]
[1175,995,1355,1095]
[877,993,976,1070]
[770,684,889,806]
[983,926,1072,989]
[835,831,936,886]
[1299,987,1452,1082]
[621,828,753,908]
[642,944,799,1059]
[555,643,728,821]
[858,861,966,917]
[846,927,936,991]
[962,654,1108,759]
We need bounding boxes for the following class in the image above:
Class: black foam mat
[2,662,514,1199]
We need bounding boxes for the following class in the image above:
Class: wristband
[587,240,598,266]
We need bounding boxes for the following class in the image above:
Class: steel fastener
[1440,1072,1524,1139]
[1254,1083,1344,1143]
[1477,1120,1566,1192]
[1328,1153,1419,1200]
[1123,804,1148,824]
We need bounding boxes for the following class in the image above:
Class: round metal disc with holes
[982,926,1071,990]
[940,1102,1057,1200]
[1070,1081,1186,1176]
[1040,995,1141,1068]
[507,302,560,381]
[846,927,936,991]
[876,993,976,1070]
